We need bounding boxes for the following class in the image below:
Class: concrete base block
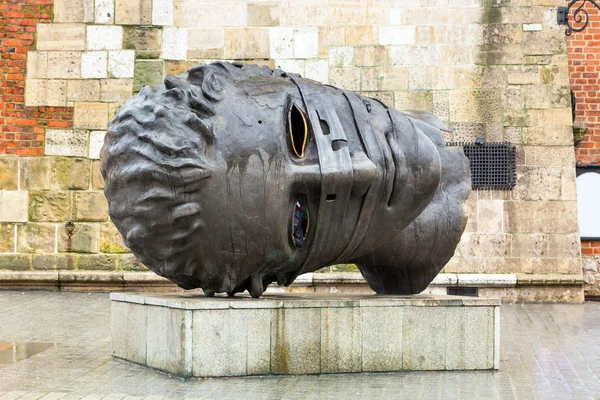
[111,293,500,377]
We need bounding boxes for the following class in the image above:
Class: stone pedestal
[110,293,500,377]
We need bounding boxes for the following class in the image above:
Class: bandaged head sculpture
[101,62,471,298]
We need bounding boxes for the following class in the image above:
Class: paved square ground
[0,292,599,399]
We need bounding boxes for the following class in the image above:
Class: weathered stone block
[477,200,504,233]
[33,254,77,270]
[58,222,100,253]
[524,31,565,56]
[118,254,147,271]
[275,60,305,75]
[512,166,561,201]
[0,254,32,271]
[529,108,572,128]
[152,0,173,25]
[95,0,114,23]
[25,79,67,107]
[505,201,578,234]
[99,79,133,104]
[17,223,56,253]
[164,60,195,76]
[147,306,189,376]
[361,306,403,371]
[433,91,449,121]
[53,0,94,22]
[224,28,270,59]
[403,307,446,370]
[248,2,279,26]
[318,26,345,58]
[329,67,360,91]
[445,307,495,370]
[321,307,361,373]
[0,191,28,222]
[305,60,329,84]
[29,191,71,222]
[67,80,100,102]
[115,0,152,24]
[329,46,354,68]
[524,146,575,167]
[354,46,388,67]
[327,0,388,25]
[461,233,510,258]
[108,51,135,78]
[187,28,225,59]
[74,102,109,130]
[89,131,106,160]
[547,234,581,258]
[0,224,14,252]
[123,27,162,59]
[359,91,394,106]
[293,28,318,59]
[507,66,540,85]
[111,302,147,363]
[47,52,81,79]
[134,60,164,92]
[21,158,50,190]
[26,51,47,79]
[45,130,89,157]
[74,192,109,222]
[162,27,188,60]
[100,222,129,253]
[379,26,416,45]
[0,158,18,190]
[360,67,408,91]
[394,91,433,112]
[345,26,377,45]
[91,161,105,190]
[51,158,90,190]
[476,44,523,65]
[77,254,117,270]
[87,25,123,50]
[389,46,440,67]
[36,24,85,50]
[174,0,246,27]
[270,27,294,59]
[81,51,108,79]
[450,90,502,123]
[271,308,320,375]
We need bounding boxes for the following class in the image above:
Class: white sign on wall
[577,170,600,239]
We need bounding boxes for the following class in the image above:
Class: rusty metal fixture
[64,220,76,237]
[558,1,600,35]
[100,61,472,298]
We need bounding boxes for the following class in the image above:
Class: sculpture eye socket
[291,196,310,248]
[288,104,308,159]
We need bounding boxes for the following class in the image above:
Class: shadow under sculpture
[101,61,471,298]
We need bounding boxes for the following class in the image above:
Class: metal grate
[446,141,517,190]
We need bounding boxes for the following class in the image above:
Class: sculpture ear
[187,65,224,102]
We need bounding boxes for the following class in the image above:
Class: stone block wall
[0,0,584,301]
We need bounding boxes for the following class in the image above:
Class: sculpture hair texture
[101,65,223,287]
[101,62,286,288]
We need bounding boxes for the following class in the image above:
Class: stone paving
[0,292,599,399]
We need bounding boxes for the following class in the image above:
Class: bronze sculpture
[101,61,471,298]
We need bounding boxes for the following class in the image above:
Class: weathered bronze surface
[101,62,471,298]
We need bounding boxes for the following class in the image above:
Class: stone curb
[0,271,584,290]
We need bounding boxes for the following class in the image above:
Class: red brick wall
[568,1,600,164]
[567,2,600,266]
[0,0,73,156]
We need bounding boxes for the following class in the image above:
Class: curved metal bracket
[558,0,600,36]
